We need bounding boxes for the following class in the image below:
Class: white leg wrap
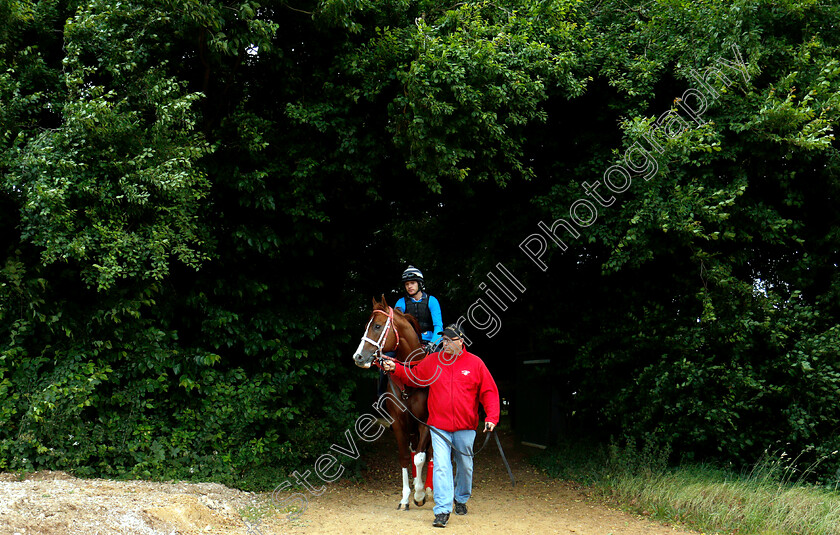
[400,467,411,505]
[413,452,427,501]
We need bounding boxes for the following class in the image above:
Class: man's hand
[484,422,496,433]
[380,358,396,372]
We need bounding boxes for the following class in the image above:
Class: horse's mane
[373,297,422,341]
[397,310,423,339]
[373,301,423,340]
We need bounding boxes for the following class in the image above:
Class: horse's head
[353,295,397,368]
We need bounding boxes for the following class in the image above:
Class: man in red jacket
[380,324,500,528]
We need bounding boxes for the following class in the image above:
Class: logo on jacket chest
[461,370,471,376]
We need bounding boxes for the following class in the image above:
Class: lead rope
[424,424,515,488]
[374,344,515,487]
[493,431,515,487]
[390,394,516,487]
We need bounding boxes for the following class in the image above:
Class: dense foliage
[1,0,838,485]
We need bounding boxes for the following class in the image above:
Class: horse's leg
[389,399,413,511]
[412,394,432,506]
[412,450,427,506]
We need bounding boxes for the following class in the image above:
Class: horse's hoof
[413,496,427,507]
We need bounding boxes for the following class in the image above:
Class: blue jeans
[430,428,475,515]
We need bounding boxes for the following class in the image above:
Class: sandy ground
[0,430,701,535]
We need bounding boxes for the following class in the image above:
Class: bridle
[358,306,429,398]
[360,306,400,356]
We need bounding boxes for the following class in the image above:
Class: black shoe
[454,501,467,515]
[433,513,450,527]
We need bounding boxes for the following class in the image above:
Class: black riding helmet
[401,265,425,290]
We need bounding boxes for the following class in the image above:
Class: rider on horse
[379,265,443,397]
[395,265,443,347]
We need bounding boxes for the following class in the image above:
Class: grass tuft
[531,440,840,535]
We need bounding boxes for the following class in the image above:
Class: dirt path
[266,429,700,535]
[1,429,700,535]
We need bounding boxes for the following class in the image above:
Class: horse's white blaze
[352,338,370,367]
[400,467,411,505]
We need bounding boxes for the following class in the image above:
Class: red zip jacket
[391,349,500,432]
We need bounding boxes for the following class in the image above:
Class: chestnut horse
[352,295,432,510]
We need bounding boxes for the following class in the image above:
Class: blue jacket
[395,293,442,345]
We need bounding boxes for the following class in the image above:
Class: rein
[374,349,427,400]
